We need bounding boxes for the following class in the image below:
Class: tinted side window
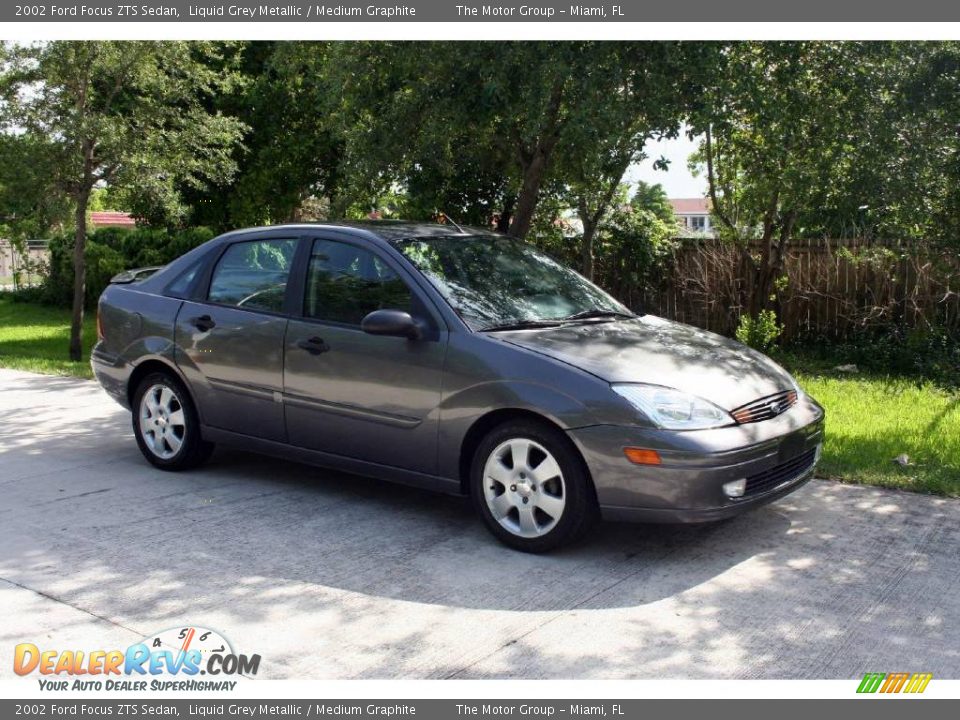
[166,262,201,297]
[305,239,412,325]
[207,239,297,312]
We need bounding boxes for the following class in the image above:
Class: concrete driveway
[1,368,958,679]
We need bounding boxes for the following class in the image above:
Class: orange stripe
[180,627,196,653]
[891,672,909,693]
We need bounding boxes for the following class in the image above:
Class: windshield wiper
[561,309,637,322]
[479,319,567,332]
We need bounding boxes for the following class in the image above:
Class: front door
[283,237,447,475]
[175,236,299,442]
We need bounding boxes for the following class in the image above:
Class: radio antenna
[439,211,467,234]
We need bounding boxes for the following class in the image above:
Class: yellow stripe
[904,674,921,693]
[916,673,933,694]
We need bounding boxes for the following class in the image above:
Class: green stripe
[857,673,885,693]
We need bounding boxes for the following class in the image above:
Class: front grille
[732,390,798,424]
[744,447,818,498]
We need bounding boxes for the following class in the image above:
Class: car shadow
[3,427,790,613]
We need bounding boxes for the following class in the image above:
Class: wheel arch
[457,408,595,497]
[126,357,194,410]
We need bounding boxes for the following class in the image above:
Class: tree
[330,42,714,242]
[0,41,245,360]
[690,42,888,316]
[630,181,676,225]
[0,134,71,244]
[561,43,715,279]
[177,42,345,230]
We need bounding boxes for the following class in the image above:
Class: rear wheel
[132,371,214,471]
[470,419,598,552]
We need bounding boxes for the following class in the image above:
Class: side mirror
[361,309,423,340]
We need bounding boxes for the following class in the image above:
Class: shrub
[785,325,960,389]
[736,309,784,351]
[41,226,215,308]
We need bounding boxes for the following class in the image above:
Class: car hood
[497,315,797,411]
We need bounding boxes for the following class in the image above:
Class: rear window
[207,239,298,313]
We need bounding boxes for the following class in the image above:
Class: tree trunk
[69,191,90,362]
[749,222,776,316]
[578,197,597,281]
[749,212,794,316]
[581,219,596,281]
[508,150,548,240]
[496,195,515,233]
[576,153,632,283]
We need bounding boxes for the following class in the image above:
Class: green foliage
[182,42,344,229]
[601,206,676,282]
[630,182,677,226]
[0,134,71,240]
[329,42,713,238]
[783,326,960,390]
[736,309,784,351]
[41,227,215,308]
[0,41,248,225]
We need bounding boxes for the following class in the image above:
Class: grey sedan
[92,222,823,552]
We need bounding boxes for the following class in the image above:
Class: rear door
[175,234,300,442]
[282,234,448,475]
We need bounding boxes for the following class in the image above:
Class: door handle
[190,315,216,332]
[297,336,330,355]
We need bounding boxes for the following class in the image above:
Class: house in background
[90,211,136,230]
[670,198,715,237]
[1,212,136,288]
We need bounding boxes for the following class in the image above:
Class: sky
[624,132,708,199]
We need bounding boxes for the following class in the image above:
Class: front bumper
[568,395,825,523]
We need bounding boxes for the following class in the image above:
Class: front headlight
[788,374,805,397]
[612,384,734,430]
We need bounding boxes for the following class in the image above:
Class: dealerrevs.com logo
[14,626,261,692]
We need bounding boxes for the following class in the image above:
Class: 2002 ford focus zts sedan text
[93,222,824,552]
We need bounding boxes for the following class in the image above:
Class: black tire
[470,419,599,553]
[131,371,214,471]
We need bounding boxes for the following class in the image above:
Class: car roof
[217,220,500,245]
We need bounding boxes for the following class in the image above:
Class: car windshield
[394,234,632,331]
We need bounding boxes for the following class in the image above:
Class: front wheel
[470,419,598,553]
[131,371,214,471]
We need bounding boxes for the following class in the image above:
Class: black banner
[4,0,960,22]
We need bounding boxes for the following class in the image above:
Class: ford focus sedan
[92,222,824,552]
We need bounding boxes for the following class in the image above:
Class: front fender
[436,379,605,482]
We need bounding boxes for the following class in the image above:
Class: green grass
[791,369,960,497]
[0,295,96,378]
[1,295,957,497]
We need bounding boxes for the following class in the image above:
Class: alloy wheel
[138,383,187,460]
[482,438,566,538]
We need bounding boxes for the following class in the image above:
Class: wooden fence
[637,238,960,341]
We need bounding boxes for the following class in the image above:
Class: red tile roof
[90,211,136,228]
[669,198,710,214]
